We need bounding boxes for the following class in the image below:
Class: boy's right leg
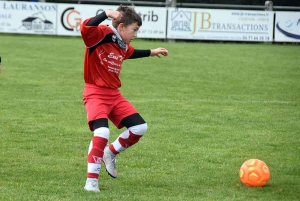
[84,118,109,192]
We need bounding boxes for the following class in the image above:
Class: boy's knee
[129,123,148,136]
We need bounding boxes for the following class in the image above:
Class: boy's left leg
[84,118,110,192]
[103,113,148,178]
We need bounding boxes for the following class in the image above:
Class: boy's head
[113,5,142,44]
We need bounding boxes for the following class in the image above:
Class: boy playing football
[80,5,168,192]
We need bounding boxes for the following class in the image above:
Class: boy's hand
[150,48,168,58]
[105,10,122,22]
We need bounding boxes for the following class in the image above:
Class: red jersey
[80,18,134,88]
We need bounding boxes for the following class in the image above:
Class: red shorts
[83,84,138,131]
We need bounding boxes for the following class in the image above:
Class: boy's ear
[117,23,125,30]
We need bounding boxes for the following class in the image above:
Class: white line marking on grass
[13,98,298,105]
[131,99,297,104]
[13,99,82,103]
[232,100,297,104]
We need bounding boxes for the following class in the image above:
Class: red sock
[109,131,142,155]
[87,136,108,178]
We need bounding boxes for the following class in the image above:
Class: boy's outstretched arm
[150,48,168,58]
[128,48,168,59]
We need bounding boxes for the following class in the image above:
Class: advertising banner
[167,8,274,42]
[0,1,57,35]
[274,12,300,42]
[57,4,167,38]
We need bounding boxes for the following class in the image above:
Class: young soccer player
[80,5,168,192]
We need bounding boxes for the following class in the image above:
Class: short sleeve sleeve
[80,18,107,48]
[124,44,135,60]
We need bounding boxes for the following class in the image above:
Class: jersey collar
[108,25,127,50]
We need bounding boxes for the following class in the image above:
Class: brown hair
[112,5,142,29]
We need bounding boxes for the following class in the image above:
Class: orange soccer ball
[239,159,270,187]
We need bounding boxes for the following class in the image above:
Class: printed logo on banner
[0,13,12,31]
[0,13,12,19]
[276,18,300,40]
[170,10,192,31]
[60,7,114,32]
[20,12,54,32]
[56,4,166,38]
[0,1,57,34]
[2,2,57,11]
[170,10,214,34]
[168,9,273,41]
[61,7,82,32]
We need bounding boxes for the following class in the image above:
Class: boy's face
[118,22,140,44]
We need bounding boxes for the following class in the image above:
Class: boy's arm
[86,10,122,26]
[128,48,168,59]
[86,12,108,26]
[128,49,151,59]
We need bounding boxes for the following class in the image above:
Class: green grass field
[0,34,299,201]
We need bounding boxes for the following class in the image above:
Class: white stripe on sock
[87,163,101,174]
[112,140,126,153]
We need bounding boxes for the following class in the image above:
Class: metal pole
[166,0,176,42]
[127,0,134,7]
[170,0,176,7]
[265,1,273,11]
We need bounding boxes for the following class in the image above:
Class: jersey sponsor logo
[98,51,122,74]
[103,58,121,67]
[107,52,123,62]
[98,50,105,65]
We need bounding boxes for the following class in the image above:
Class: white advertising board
[57,4,167,38]
[0,1,57,35]
[167,8,274,42]
[274,12,300,42]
